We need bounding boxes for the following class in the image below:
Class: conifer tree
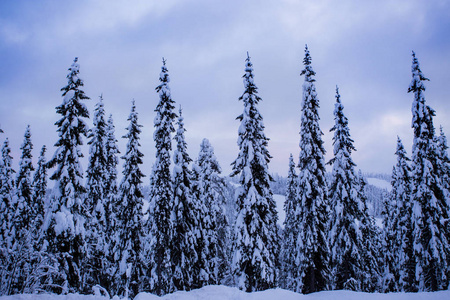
[328,86,364,291]
[382,137,413,291]
[14,126,34,236]
[86,95,107,214]
[280,153,298,289]
[230,52,279,292]
[32,145,48,236]
[294,46,330,294]
[357,171,382,292]
[11,126,45,295]
[45,57,90,293]
[436,126,450,209]
[112,100,145,298]
[0,138,15,249]
[148,58,177,295]
[409,51,450,291]
[105,114,120,230]
[85,95,109,289]
[171,107,199,291]
[104,113,120,295]
[190,161,210,288]
[195,138,229,285]
[381,189,397,292]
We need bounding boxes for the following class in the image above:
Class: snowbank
[2,286,450,300]
[137,286,450,300]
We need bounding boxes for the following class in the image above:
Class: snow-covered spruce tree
[147,58,177,296]
[357,170,382,292]
[0,138,15,295]
[436,126,450,209]
[381,189,397,292]
[171,107,200,291]
[293,46,330,294]
[45,57,90,293]
[195,138,229,285]
[0,138,15,248]
[383,137,413,292]
[280,153,298,289]
[85,95,109,290]
[6,126,35,294]
[112,100,145,299]
[230,52,279,292]
[327,86,364,291]
[105,113,120,230]
[409,51,450,291]
[190,160,210,288]
[105,113,120,293]
[14,126,34,236]
[32,145,48,238]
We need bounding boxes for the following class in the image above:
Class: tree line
[0,47,449,298]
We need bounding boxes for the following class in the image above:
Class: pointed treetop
[409,51,429,93]
[335,85,341,102]
[70,57,80,73]
[395,136,408,156]
[246,51,250,60]
[178,105,183,121]
[300,44,315,80]
[158,58,170,85]
[303,44,312,66]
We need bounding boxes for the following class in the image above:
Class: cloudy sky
[1,0,449,180]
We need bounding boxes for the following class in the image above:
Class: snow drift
[2,286,450,300]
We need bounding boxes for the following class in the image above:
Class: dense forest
[0,47,449,299]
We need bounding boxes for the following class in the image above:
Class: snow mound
[2,286,450,300]
[136,286,450,300]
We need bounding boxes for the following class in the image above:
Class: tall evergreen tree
[148,58,177,295]
[409,51,450,291]
[230,52,279,292]
[45,57,90,293]
[387,137,413,292]
[11,126,48,295]
[293,46,330,294]
[436,126,450,209]
[32,145,48,237]
[357,170,382,292]
[105,113,120,231]
[195,138,229,285]
[381,188,397,292]
[0,138,15,249]
[328,86,364,291]
[190,160,210,288]
[112,100,145,299]
[85,95,109,290]
[14,126,34,236]
[171,107,199,291]
[280,153,298,289]
[105,113,120,294]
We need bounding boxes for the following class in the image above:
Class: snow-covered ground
[2,286,450,300]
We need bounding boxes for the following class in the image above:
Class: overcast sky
[1,0,449,181]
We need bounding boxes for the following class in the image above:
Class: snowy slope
[3,286,450,300]
[366,177,392,192]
